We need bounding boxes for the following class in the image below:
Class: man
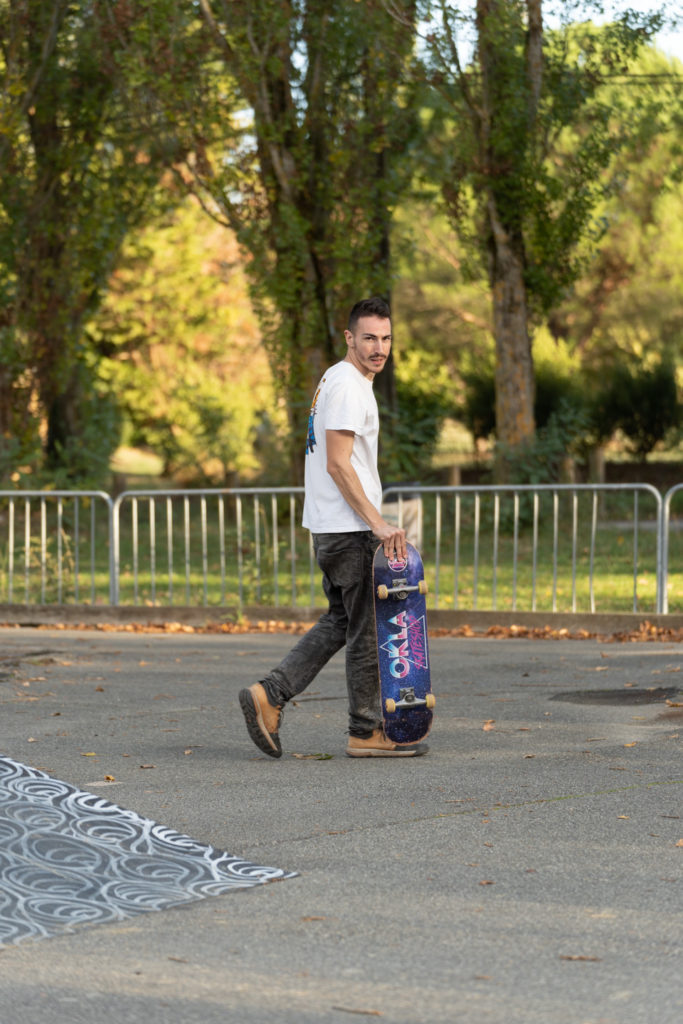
[239,297,428,758]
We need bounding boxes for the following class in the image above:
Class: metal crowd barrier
[663,483,683,614]
[0,483,680,614]
[0,491,114,605]
[111,488,310,609]
[383,483,668,615]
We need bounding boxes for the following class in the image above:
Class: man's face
[344,315,392,380]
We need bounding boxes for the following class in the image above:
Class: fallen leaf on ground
[11,619,683,643]
[81,751,97,757]
[483,720,496,732]
[331,1009,382,1018]
[139,764,156,769]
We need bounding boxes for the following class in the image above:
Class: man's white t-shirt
[302,360,381,533]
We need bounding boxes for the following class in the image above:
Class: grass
[1,487,680,614]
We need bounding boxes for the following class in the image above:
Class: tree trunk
[477,0,537,458]
[488,214,535,449]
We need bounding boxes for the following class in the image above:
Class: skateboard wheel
[426,694,436,709]
[377,584,389,600]
[385,698,396,714]
[418,580,428,595]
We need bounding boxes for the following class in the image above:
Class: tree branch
[197,0,235,64]
[526,0,543,125]
[23,0,68,118]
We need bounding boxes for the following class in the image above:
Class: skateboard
[373,541,434,744]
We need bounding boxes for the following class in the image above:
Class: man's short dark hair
[347,297,391,333]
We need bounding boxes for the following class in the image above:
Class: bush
[379,371,451,482]
[461,367,496,442]
[460,362,588,441]
[589,361,681,459]
[494,399,590,486]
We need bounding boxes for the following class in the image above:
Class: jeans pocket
[314,533,366,589]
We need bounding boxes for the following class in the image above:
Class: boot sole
[345,744,428,758]
[239,689,282,758]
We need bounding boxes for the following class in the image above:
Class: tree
[549,44,683,372]
[0,0,169,482]
[386,0,669,473]
[91,198,281,484]
[151,0,423,480]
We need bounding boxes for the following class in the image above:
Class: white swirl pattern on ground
[0,756,295,946]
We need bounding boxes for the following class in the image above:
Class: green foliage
[589,361,681,459]
[378,349,452,481]
[491,399,591,522]
[146,0,425,477]
[392,199,493,380]
[460,342,589,444]
[0,0,172,483]
[1,1,681,492]
[534,361,587,432]
[394,18,682,464]
[0,325,41,486]
[460,367,497,444]
[397,2,674,451]
[551,44,683,373]
[40,371,122,491]
[91,198,278,485]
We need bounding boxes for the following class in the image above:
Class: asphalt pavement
[0,625,681,1024]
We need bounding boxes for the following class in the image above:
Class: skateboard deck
[373,541,434,744]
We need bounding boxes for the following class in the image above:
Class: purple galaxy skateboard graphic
[373,542,434,744]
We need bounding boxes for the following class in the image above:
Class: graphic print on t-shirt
[306,380,324,454]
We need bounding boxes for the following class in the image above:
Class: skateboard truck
[385,686,436,714]
[377,578,428,601]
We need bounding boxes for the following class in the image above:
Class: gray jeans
[259,530,380,738]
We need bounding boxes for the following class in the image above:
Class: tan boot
[346,729,428,758]
[239,683,283,758]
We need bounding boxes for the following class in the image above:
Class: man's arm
[326,429,406,559]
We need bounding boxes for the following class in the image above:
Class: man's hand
[373,520,407,561]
